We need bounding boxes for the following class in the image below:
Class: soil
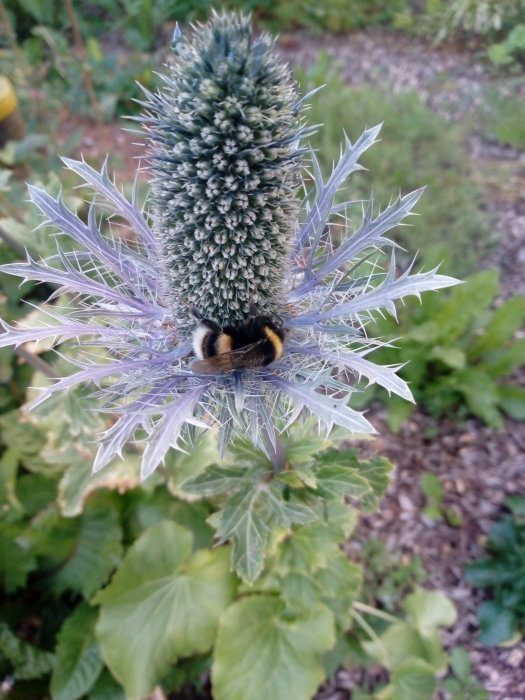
[60,25,525,700]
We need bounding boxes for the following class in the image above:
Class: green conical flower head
[145,12,306,333]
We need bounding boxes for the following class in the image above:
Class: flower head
[0,12,459,480]
[144,12,310,333]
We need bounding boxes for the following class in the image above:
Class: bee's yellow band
[0,77,17,121]
[263,325,284,360]
[217,332,233,354]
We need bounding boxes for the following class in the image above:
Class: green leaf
[87,669,126,700]
[58,456,140,517]
[51,604,104,700]
[471,295,525,356]
[477,601,516,646]
[363,622,447,675]
[379,658,437,700]
[420,472,443,503]
[498,385,525,420]
[95,522,236,698]
[484,338,525,378]
[182,464,255,497]
[0,411,54,474]
[215,486,270,583]
[403,588,457,633]
[16,473,57,517]
[315,554,362,626]
[230,502,269,584]
[0,523,37,593]
[449,646,471,681]
[212,596,335,700]
[52,494,123,598]
[455,369,504,428]
[386,396,414,433]
[281,572,321,610]
[429,346,466,369]
[263,483,317,527]
[0,622,55,680]
[355,456,393,512]
[166,434,220,496]
[279,521,340,573]
[0,446,21,514]
[314,465,370,499]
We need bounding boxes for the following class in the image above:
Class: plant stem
[262,425,286,471]
[352,601,400,624]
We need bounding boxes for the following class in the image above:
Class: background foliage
[1,1,524,698]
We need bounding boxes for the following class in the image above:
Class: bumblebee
[191,308,286,374]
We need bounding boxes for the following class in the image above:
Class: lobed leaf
[212,596,335,700]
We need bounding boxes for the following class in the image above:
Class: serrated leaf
[0,523,37,593]
[0,446,20,513]
[314,465,370,499]
[51,603,104,700]
[166,433,220,496]
[182,464,254,497]
[212,597,335,700]
[230,504,269,584]
[358,456,393,497]
[315,554,362,626]
[279,522,341,573]
[59,456,140,517]
[324,501,359,538]
[95,522,235,698]
[52,494,123,598]
[0,622,55,680]
[263,483,317,527]
[0,411,55,474]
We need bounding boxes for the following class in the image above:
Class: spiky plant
[0,12,459,480]
[144,13,311,332]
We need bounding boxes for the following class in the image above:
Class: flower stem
[262,425,286,472]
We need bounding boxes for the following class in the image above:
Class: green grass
[300,68,493,275]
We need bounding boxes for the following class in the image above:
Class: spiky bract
[144,12,307,332]
[0,14,460,480]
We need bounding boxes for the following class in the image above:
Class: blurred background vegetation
[0,1,524,698]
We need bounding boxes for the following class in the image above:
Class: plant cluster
[0,400,461,700]
[465,496,525,646]
[355,269,525,431]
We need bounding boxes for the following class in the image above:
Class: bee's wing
[191,341,265,374]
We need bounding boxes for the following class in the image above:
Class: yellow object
[0,77,17,121]
[263,325,284,360]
